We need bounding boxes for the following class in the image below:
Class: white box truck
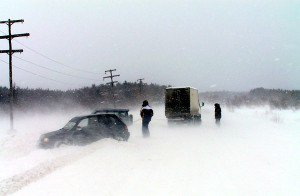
[165,87,204,125]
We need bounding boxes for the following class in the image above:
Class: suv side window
[98,115,110,128]
[88,117,99,129]
[77,118,88,130]
[108,115,125,129]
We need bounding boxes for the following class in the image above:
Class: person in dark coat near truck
[214,103,222,125]
[140,100,153,138]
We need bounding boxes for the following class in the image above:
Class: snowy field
[0,106,299,195]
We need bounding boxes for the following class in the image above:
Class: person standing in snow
[140,100,153,137]
[214,103,222,125]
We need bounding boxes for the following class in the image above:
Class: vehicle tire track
[0,144,101,195]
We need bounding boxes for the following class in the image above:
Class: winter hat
[142,100,149,107]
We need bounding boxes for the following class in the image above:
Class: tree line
[0,85,299,112]
[200,87,300,109]
[0,82,167,112]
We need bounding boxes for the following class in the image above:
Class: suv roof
[72,113,119,121]
[93,109,129,113]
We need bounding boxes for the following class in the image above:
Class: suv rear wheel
[113,132,129,141]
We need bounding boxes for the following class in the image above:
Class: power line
[14,65,73,86]
[13,55,99,81]
[0,59,73,86]
[14,40,101,75]
[0,29,100,75]
[0,29,99,87]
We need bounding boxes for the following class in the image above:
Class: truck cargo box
[165,87,201,119]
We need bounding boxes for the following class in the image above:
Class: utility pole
[137,78,144,94]
[103,69,120,108]
[0,19,30,131]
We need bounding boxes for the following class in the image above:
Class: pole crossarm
[0,49,23,54]
[103,74,120,79]
[0,19,24,24]
[137,78,145,82]
[106,81,118,85]
[0,33,30,40]
[105,69,116,73]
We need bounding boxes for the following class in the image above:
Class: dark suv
[38,114,130,149]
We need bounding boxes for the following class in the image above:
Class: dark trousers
[142,118,151,137]
[215,118,221,126]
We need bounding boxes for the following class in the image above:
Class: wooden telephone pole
[103,69,120,108]
[0,19,30,131]
[137,78,144,94]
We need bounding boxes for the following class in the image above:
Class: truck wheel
[168,120,175,127]
[196,118,202,125]
[193,116,201,125]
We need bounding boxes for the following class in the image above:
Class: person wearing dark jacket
[140,100,153,137]
[214,103,221,125]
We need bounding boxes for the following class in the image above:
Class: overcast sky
[0,0,299,91]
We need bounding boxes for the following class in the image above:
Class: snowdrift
[0,106,299,195]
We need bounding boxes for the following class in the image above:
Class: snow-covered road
[1,106,299,195]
